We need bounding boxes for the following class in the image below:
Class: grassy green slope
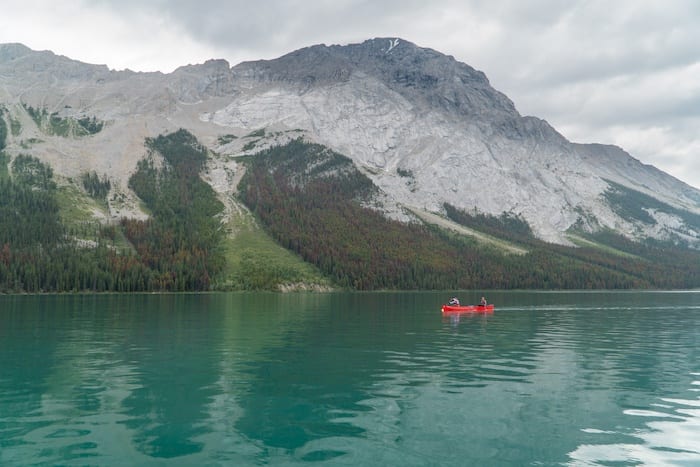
[216,207,332,291]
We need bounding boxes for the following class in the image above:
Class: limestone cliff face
[213,38,699,244]
[1,38,698,246]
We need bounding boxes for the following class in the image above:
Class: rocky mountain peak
[339,38,515,113]
[0,43,34,62]
[169,58,236,99]
[232,43,353,88]
[0,42,110,88]
[333,37,489,86]
[173,58,232,75]
[233,37,517,118]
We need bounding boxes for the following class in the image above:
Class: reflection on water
[0,291,699,465]
[569,373,700,466]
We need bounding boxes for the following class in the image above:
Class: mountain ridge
[1,38,699,249]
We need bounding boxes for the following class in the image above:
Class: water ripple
[569,375,700,466]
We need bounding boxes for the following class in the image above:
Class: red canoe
[441,304,494,313]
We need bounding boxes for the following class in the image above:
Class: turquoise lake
[1,291,699,466]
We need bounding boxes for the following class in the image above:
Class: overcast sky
[2,0,699,189]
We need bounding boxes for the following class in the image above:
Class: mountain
[0,38,699,292]
[217,38,700,245]
[2,38,698,246]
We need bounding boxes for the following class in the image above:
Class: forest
[1,130,699,293]
[0,155,124,292]
[239,140,700,290]
[123,129,225,290]
[0,130,224,292]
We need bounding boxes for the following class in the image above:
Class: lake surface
[1,291,699,466]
